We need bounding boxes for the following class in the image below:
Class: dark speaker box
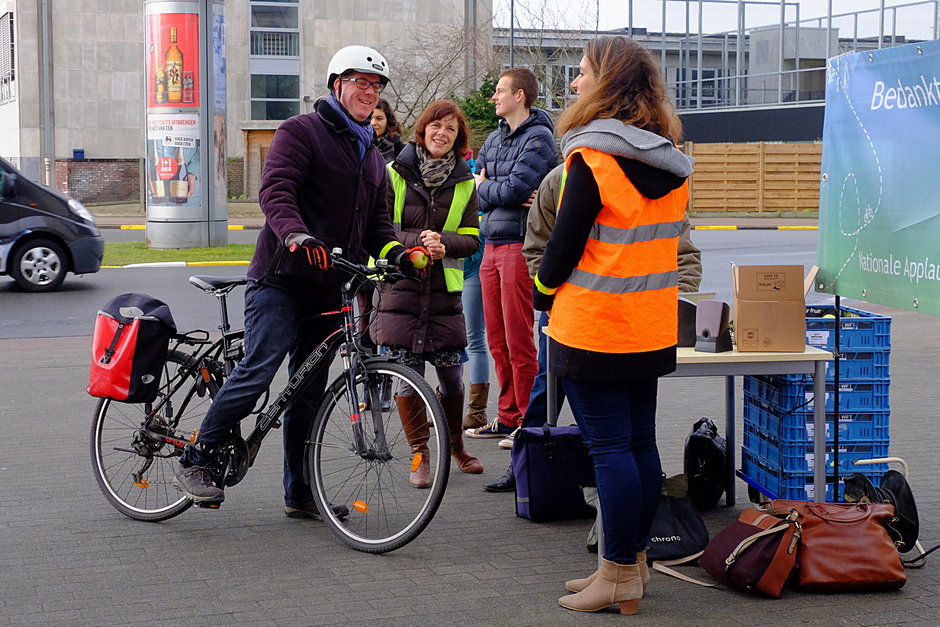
[695,300,733,353]
[678,297,697,347]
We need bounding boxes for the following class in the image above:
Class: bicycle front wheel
[308,360,449,553]
[90,349,217,521]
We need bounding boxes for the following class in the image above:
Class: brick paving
[1,290,939,625]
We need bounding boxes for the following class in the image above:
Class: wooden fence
[684,142,822,214]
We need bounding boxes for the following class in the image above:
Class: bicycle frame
[243,269,393,466]
[137,256,401,482]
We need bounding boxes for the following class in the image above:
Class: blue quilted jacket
[475,108,558,244]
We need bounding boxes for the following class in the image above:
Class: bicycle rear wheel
[90,350,216,521]
[307,360,449,553]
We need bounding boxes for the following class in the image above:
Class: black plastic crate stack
[741,305,891,501]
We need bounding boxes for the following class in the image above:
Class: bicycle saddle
[189,275,249,293]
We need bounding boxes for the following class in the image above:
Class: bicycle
[90,251,450,553]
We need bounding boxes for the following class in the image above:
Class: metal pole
[794,3,800,101]
[661,0,668,83]
[509,0,515,67]
[935,0,939,41]
[826,0,833,61]
[685,0,690,108]
[853,13,858,53]
[879,0,885,49]
[629,0,634,38]
[736,0,744,106]
[778,0,785,104]
[697,0,703,109]
[40,0,54,185]
[891,7,897,47]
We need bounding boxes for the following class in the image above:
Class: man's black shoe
[285,499,351,521]
[483,463,515,492]
[173,464,224,502]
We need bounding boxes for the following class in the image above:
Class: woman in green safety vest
[371,99,484,487]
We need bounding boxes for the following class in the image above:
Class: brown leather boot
[395,394,431,488]
[462,382,489,430]
[559,558,643,615]
[565,550,649,594]
[438,388,484,474]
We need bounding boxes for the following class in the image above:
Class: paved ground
[2,298,940,625]
[2,206,937,625]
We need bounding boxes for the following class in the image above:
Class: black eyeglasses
[340,77,385,93]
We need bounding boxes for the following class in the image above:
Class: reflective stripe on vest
[388,167,475,292]
[549,147,688,354]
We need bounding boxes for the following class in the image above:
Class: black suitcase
[512,423,596,521]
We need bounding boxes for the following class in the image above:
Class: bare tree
[493,0,599,111]
[382,18,499,137]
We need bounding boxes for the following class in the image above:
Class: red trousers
[480,242,538,428]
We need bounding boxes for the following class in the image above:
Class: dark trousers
[181,281,340,506]
[562,377,662,564]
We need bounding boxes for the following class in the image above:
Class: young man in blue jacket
[466,68,558,442]
[174,46,417,518]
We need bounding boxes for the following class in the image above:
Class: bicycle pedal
[195,499,223,509]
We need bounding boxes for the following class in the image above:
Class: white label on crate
[807,330,830,347]
[806,422,831,438]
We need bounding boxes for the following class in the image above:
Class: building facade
[0,0,492,200]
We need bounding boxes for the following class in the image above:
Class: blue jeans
[462,273,489,384]
[562,377,662,564]
[522,310,565,428]
[181,281,340,506]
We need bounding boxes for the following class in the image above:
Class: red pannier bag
[88,293,176,403]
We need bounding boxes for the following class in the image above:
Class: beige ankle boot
[559,558,643,615]
[462,382,489,429]
[565,550,649,594]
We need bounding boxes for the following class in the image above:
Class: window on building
[251,74,299,120]
[675,67,725,109]
[250,1,299,57]
[250,0,299,120]
[0,13,14,105]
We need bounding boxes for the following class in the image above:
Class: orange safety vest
[548,147,688,354]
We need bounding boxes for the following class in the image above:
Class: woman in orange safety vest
[533,36,695,615]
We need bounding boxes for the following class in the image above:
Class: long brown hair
[413,100,471,157]
[374,98,403,138]
[557,36,682,142]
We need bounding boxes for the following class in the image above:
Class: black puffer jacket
[370,144,481,353]
[475,108,558,244]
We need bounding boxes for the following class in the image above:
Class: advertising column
[144,0,227,248]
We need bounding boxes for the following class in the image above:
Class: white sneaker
[498,428,521,449]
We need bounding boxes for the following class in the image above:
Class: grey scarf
[416,144,456,188]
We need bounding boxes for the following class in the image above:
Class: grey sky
[494,0,938,41]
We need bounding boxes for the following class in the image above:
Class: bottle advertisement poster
[146,114,201,208]
[146,13,200,108]
[817,39,940,315]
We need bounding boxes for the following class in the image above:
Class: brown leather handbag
[771,499,906,591]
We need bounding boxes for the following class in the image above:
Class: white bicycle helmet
[326,45,390,90]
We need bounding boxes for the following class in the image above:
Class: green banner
[817,39,940,315]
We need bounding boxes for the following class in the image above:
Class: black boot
[483,462,515,492]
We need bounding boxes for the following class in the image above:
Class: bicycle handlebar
[329,248,406,284]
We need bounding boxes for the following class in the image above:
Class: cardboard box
[732,265,809,352]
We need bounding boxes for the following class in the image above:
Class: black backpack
[88,293,176,403]
[684,417,727,511]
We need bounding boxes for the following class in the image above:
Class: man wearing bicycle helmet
[174,45,419,518]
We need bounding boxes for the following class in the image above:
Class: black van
[0,156,104,292]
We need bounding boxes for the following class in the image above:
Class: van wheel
[10,238,68,292]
